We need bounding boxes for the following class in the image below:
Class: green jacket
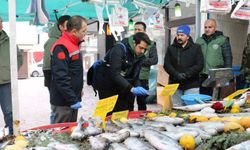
[0,30,23,84]
[241,34,250,83]
[138,40,158,80]
[196,31,232,74]
[43,24,61,70]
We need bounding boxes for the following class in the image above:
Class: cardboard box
[157,65,169,86]
[157,86,173,112]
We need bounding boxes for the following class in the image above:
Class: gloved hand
[177,73,187,81]
[131,86,149,96]
[70,102,82,109]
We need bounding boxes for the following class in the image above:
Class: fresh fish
[226,140,250,150]
[151,116,184,125]
[127,118,145,125]
[109,143,129,150]
[47,142,79,150]
[144,120,175,130]
[124,137,156,150]
[113,120,130,128]
[28,147,53,150]
[71,117,103,140]
[105,122,122,133]
[89,136,109,150]
[174,103,213,112]
[171,126,212,140]
[162,130,199,141]
[117,128,140,137]
[234,92,249,107]
[185,122,225,133]
[99,131,130,143]
[143,129,183,150]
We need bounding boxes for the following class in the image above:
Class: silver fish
[124,137,156,150]
[100,131,130,143]
[47,142,79,150]
[151,116,184,125]
[117,128,140,137]
[162,130,199,141]
[109,143,129,150]
[143,129,183,150]
[174,103,213,112]
[105,122,122,133]
[226,140,250,150]
[89,136,109,150]
[185,122,225,133]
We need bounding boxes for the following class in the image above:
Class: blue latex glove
[131,86,149,96]
[70,102,82,109]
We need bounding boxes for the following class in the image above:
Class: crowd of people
[1,15,250,134]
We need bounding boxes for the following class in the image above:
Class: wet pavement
[0,77,161,131]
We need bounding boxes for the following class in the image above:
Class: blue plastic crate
[181,94,212,105]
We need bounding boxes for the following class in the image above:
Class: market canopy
[0,0,170,23]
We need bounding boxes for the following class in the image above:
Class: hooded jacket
[139,38,158,80]
[43,24,62,71]
[95,36,145,92]
[0,30,23,84]
[196,31,232,74]
[164,37,204,90]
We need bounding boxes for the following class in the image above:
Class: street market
[1,0,250,150]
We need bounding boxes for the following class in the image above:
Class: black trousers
[98,89,135,115]
[136,79,149,110]
[199,74,213,96]
[43,70,51,88]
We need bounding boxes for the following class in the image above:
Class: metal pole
[8,0,20,135]
[195,0,201,40]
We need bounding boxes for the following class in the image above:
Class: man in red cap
[163,25,204,106]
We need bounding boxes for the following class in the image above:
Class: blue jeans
[0,83,13,134]
[172,88,199,106]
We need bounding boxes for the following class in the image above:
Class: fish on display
[226,140,250,150]
[47,142,79,150]
[151,116,184,125]
[124,137,156,150]
[143,129,183,150]
[99,131,130,143]
[117,128,140,137]
[174,103,213,112]
[108,143,129,150]
[89,136,110,150]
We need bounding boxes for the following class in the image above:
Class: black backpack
[87,42,127,96]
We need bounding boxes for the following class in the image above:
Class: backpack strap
[117,42,127,57]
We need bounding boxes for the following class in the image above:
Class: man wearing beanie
[163,25,204,106]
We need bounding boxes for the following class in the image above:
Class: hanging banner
[231,0,250,20]
[200,0,232,14]
[111,6,128,26]
[95,4,105,34]
[148,11,164,29]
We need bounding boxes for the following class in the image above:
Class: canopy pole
[8,0,20,135]
[195,0,201,40]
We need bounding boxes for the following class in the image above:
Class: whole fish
[89,136,109,150]
[47,142,79,150]
[108,143,129,150]
[99,131,130,143]
[226,140,250,150]
[185,122,225,133]
[151,116,184,125]
[117,128,140,137]
[174,103,213,112]
[162,130,199,141]
[124,137,156,150]
[105,122,122,133]
[143,129,183,150]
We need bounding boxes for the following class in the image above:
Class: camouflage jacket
[241,34,250,83]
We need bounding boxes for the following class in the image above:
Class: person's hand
[177,73,187,81]
[70,102,82,109]
[131,87,149,96]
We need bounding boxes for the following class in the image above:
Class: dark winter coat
[95,36,145,93]
[164,37,204,90]
[50,32,83,106]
